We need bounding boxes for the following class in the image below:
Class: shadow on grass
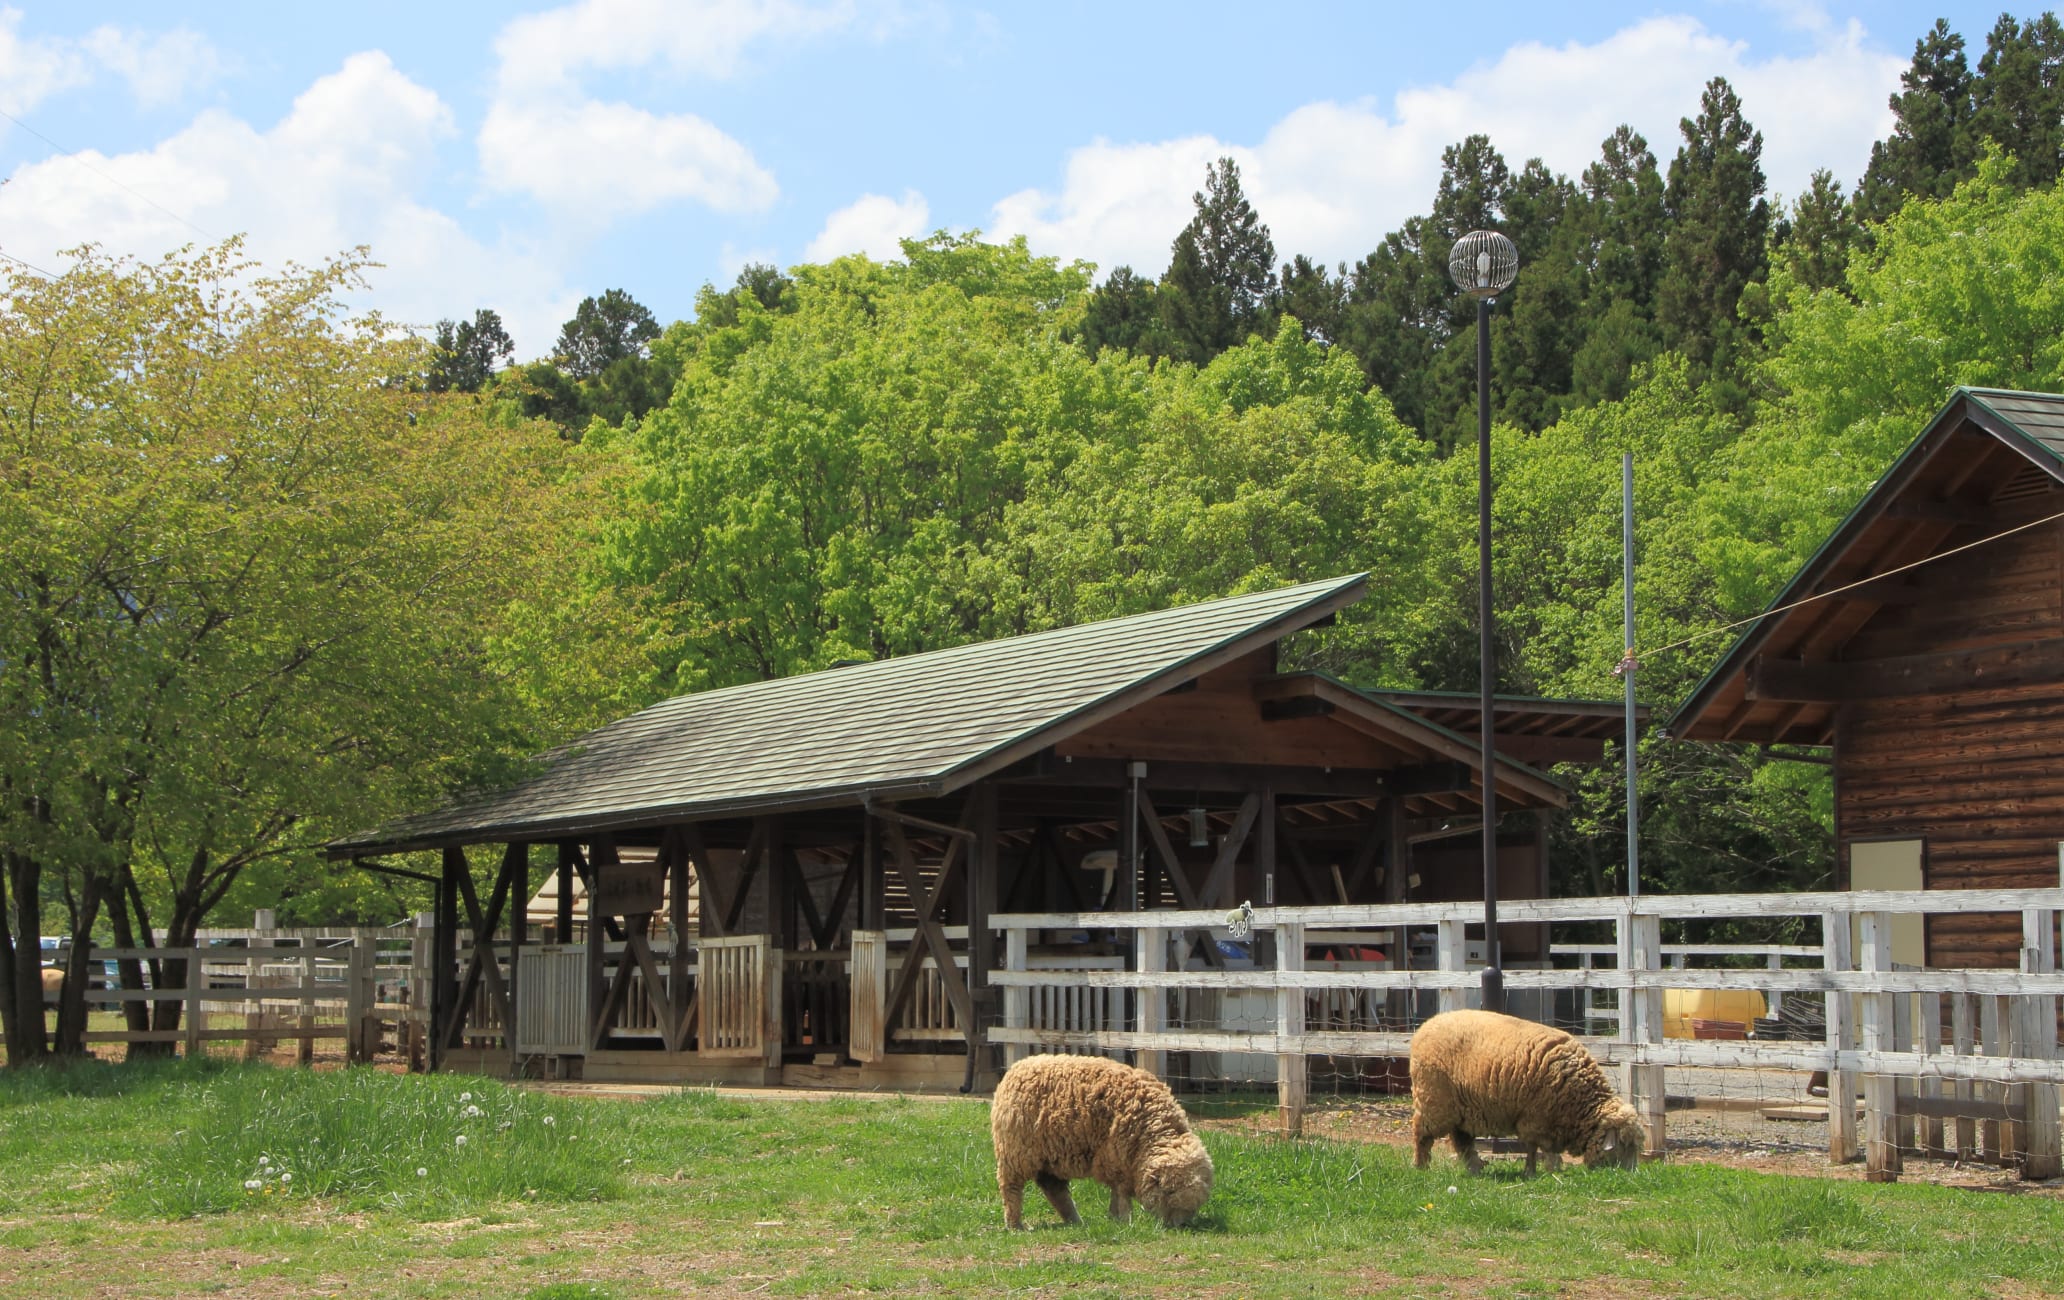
[0,1052,239,1104]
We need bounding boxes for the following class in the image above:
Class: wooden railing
[36,939,402,1064]
[991,888,2064,1183]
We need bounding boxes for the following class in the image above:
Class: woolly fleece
[1409,1008,1644,1174]
[990,1053,1213,1229]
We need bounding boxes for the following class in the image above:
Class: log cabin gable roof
[1670,388,2064,745]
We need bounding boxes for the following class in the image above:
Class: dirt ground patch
[1194,1096,2064,1196]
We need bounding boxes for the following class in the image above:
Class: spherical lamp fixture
[1447,230,1518,298]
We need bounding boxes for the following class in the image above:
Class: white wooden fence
[991,887,2064,1182]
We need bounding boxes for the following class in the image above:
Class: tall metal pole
[1623,452,1641,900]
[1475,297,1504,1015]
[1446,230,1517,1017]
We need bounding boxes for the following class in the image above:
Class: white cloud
[805,190,929,262]
[0,9,222,115]
[477,0,856,217]
[0,52,575,356]
[990,15,1903,279]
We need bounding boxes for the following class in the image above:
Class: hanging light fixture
[1187,805,1210,848]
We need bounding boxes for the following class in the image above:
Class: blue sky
[0,3,2020,356]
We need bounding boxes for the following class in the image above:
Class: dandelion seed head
[459,1092,472,1102]
[279,1172,291,1184]
[455,1134,468,1146]
[244,1179,262,1191]
[416,1167,428,1178]
[542,1115,556,1126]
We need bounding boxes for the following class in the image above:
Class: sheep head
[1582,1101,1644,1170]
[1137,1133,1214,1226]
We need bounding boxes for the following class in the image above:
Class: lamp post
[1447,230,1518,1016]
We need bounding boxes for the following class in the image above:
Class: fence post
[297,952,316,1066]
[1276,920,1306,1138]
[1436,919,1465,1014]
[1138,926,1167,1082]
[1858,910,1901,1181]
[1002,926,1027,1070]
[184,948,205,1061]
[762,944,785,1084]
[2019,905,2060,1179]
[1626,908,1665,1157]
[347,937,373,1064]
[243,950,264,1061]
[1821,911,1857,1164]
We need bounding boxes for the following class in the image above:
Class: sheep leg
[1450,1130,1485,1175]
[1000,1177,1027,1230]
[1524,1146,1538,1176]
[1106,1185,1131,1224]
[1541,1150,1563,1174]
[1034,1172,1080,1225]
[1411,1112,1439,1169]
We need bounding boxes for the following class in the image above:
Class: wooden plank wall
[1838,521,2064,968]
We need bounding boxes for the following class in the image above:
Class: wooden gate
[699,935,777,1060]
[850,930,887,1063]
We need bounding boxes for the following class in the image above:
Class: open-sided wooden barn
[1672,387,2064,968]
[330,573,1630,1089]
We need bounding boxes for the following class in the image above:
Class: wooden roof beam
[1748,635,2064,702]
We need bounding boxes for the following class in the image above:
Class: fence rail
[993,887,2064,1183]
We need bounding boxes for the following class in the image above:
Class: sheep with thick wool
[1409,1009,1644,1174]
[990,1053,1213,1229]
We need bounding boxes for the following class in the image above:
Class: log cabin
[1671,388,2064,969]
[329,574,1629,1089]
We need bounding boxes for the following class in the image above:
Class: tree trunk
[104,879,169,1060]
[52,873,107,1058]
[3,848,48,1064]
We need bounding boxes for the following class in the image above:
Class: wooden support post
[409,912,433,1071]
[1626,910,1666,1157]
[555,842,577,944]
[968,784,1000,1084]
[2018,906,2060,1179]
[1139,925,1167,1082]
[510,843,529,1072]
[242,950,264,1061]
[763,945,786,1084]
[1259,786,1278,907]
[1276,920,1306,1138]
[1003,926,1028,1070]
[585,841,609,1053]
[859,812,882,932]
[1822,912,1858,1164]
[1859,910,1901,1181]
[433,848,461,1069]
[1436,920,1466,1015]
[297,952,315,1066]
[184,949,205,1061]
[347,937,373,1065]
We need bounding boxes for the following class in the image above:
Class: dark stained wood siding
[1837,521,2064,968]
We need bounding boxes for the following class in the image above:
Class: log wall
[1837,522,2064,969]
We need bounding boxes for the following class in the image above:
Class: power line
[0,106,217,243]
[0,247,59,278]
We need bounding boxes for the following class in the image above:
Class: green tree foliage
[1657,77,1771,398]
[555,288,661,380]
[1972,11,2064,189]
[1702,152,2064,614]
[1075,266,1165,357]
[1265,255,1346,346]
[0,244,643,1061]
[1769,169,1861,296]
[1155,157,1277,365]
[1855,20,1978,222]
[426,308,515,393]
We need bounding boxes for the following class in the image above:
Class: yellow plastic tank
[1661,988,1767,1039]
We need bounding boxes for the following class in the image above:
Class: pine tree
[1266,255,1346,345]
[1658,77,1770,387]
[425,309,515,394]
[1076,266,1164,357]
[1972,12,2064,189]
[1155,157,1276,364]
[1773,169,1860,293]
[1854,20,1976,223]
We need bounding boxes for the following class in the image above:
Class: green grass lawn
[0,1059,2055,1299]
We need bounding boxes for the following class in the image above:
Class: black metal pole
[1476,297,1505,1015]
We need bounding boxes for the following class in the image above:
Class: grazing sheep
[990,1053,1213,1229]
[1409,1009,1643,1174]
[40,966,63,1001]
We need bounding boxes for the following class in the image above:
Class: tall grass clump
[124,1067,630,1217]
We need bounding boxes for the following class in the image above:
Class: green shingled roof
[331,574,1369,855]
[1964,387,2064,462]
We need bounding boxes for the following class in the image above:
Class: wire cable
[0,107,217,243]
